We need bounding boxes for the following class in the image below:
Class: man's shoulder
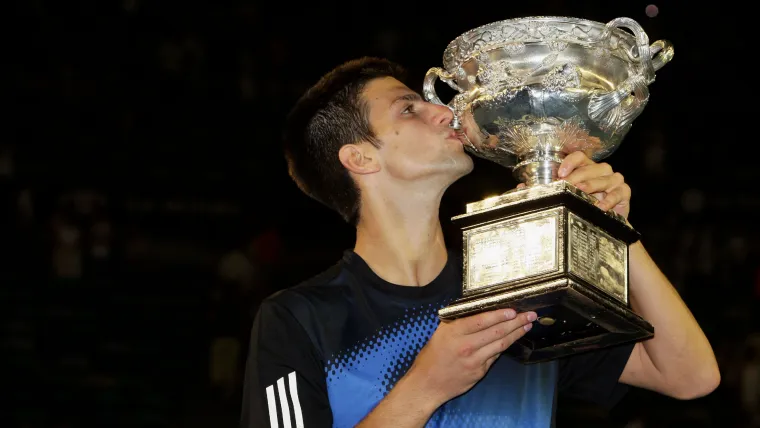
[260,257,354,322]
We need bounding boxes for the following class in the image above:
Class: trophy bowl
[423,16,674,185]
[424,17,674,363]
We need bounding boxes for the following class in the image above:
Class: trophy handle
[650,39,675,72]
[588,74,649,132]
[588,19,674,132]
[603,17,656,81]
[423,67,465,129]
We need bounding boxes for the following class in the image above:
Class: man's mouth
[447,130,463,143]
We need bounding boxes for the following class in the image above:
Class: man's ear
[338,143,381,175]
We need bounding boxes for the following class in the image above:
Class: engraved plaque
[568,212,628,303]
[442,185,652,363]
[465,209,560,292]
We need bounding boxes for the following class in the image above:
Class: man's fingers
[558,152,595,178]
[575,172,624,195]
[562,162,614,186]
[467,312,536,350]
[597,184,631,212]
[474,320,534,361]
[457,308,519,335]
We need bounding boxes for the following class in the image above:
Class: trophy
[423,16,674,363]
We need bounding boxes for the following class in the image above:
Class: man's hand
[407,308,536,406]
[357,308,536,428]
[557,152,632,219]
[517,151,632,219]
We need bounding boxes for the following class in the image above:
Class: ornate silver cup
[424,16,674,363]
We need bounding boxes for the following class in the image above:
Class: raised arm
[558,152,720,400]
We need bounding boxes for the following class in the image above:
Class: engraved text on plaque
[466,208,561,292]
[568,212,628,303]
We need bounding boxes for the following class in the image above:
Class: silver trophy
[424,16,674,363]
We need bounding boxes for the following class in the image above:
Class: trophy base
[443,180,653,364]
[438,277,653,364]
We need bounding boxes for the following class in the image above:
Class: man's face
[361,77,473,185]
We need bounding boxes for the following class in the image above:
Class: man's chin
[451,157,475,180]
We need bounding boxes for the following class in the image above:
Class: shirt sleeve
[240,297,332,428]
[557,342,636,409]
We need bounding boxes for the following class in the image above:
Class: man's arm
[619,242,720,399]
[240,297,332,428]
[357,308,536,427]
[558,152,720,400]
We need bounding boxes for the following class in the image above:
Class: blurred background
[4,0,758,426]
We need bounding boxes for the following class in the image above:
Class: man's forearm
[626,240,720,398]
[357,369,443,428]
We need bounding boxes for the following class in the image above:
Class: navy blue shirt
[241,250,634,428]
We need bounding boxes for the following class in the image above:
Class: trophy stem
[513,151,566,187]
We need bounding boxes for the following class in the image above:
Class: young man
[240,57,720,428]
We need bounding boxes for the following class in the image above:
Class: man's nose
[430,103,455,127]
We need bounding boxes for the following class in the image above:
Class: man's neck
[353,190,449,288]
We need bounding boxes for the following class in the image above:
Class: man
[240,57,720,428]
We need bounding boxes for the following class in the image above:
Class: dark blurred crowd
[6,1,760,427]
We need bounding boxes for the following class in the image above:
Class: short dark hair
[283,57,407,225]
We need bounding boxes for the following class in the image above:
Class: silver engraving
[568,213,628,303]
[464,208,563,293]
[423,16,674,187]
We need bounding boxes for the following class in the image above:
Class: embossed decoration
[541,64,581,91]
[503,42,526,56]
[492,116,603,159]
[442,17,615,73]
[477,60,520,88]
[423,16,674,186]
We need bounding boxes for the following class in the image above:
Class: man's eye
[402,105,415,114]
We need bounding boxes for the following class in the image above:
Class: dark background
[5,0,759,427]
